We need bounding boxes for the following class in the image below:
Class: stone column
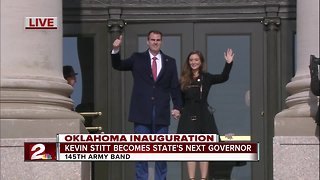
[103,9,127,180]
[274,0,319,135]
[262,13,281,180]
[273,0,319,179]
[0,0,90,179]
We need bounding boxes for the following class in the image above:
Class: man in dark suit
[309,55,319,126]
[111,30,182,180]
[63,65,78,88]
[63,65,78,111]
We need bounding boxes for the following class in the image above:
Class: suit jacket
[111,50,182,126]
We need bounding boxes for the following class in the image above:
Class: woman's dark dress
[177,62,233,134]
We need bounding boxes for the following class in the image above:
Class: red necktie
[152,57,157,81]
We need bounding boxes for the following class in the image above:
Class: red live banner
[25,17,58,29]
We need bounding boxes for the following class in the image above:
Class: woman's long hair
[180,50,206,90]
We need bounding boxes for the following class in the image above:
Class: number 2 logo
[30,144,45,160]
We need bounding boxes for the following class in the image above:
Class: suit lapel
[143,50,154,82]
[156,52,168,81]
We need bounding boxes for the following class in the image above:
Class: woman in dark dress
[177,49,234,180]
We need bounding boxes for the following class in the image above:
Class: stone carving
[63,0,295,22]
[64,0,295,7]
[107,19,126,33]
[262,17,281,31]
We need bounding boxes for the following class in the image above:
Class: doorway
[121,22,264,180]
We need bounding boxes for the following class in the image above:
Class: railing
[79,111,104,134]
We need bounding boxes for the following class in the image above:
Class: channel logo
[24,143,57,161]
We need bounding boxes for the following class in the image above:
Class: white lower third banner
[55,134,259,162]
[58,153,259,161]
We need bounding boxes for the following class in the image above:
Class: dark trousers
[134,122,168,180]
